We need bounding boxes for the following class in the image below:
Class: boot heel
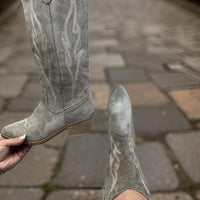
[67,115,93,137]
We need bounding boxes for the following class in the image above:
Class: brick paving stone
[22,82,41,99]
[7,63,36,74]
[0,112,31,129]
[0,75,28,98]
[150,73,200,90]
[164,63,185,72]
[6,51,35,68]
[184,56,200,72]
[195,122,200,129]
[124,82,170,106]
[44,130,68,149]
[107,42,145,54]
[147,47,183,63]
[90,65,106,81]
[15,41,32,51]
[166,132,200,183]
[119,30,138,39]
[122,53,164,72]
[90,39,118,48]
[0,99,4,112]
[0,67,7,75]
[0,46,14,64]
[90,29,116,39]
[91,110,108,133]
[0,36,17,47]
[53,133,109,187]
[0,65,36,74]
[136,142,179,192]
[102,29,117,38]
[145,36,163,47]
[142,25,165,36]
[104,21,121,30]
[0,145,59,186]
[90,53,125,68]
[91,83,111,110]
[174,32,199,52]
[152,192,193,200]
[118,32,142,43]
[3,10,27,37]
[107,68,148,84]
[0,188,44,200]
[7,97,39,111]
[47,190,102,200]
[119,19,137,29]
[169,88,200,120]
[29,74,40,83]
[89,24,105,32]
[89,38,118,54]
[133,104,190,136]
[90,45,106,54]
[0,33,18,44]
[196,190,200,200]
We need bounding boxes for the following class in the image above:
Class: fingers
[12,145,32,163]
[0,145,32,173]
[0,135,26,147]
[0,135,26,163]
[0,135,31,174]
[18,145,32,160]
[0,146,9,162]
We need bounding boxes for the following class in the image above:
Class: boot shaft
[22,0,89,113]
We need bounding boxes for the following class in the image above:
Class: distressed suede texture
[1,0,94,143]
[103,85,151,200]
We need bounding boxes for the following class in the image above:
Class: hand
[0,135,32,174]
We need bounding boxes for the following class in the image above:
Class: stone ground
[0,0,200,199]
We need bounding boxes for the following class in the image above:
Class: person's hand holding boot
[0,135,32,175]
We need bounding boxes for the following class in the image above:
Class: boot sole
[1,113,94,145]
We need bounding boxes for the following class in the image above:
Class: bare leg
[114,189,148,200]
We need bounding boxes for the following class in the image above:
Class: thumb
[1,135,26,147]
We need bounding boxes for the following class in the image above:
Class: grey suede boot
[103,85,151,200]
[1,0,94,145]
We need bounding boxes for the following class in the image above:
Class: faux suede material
[1,0,94,143]
[103,86,151,200]
[2,92,93,142]
[42,0,52,4]
[21,0,89,113]
[2,101,65,142]
[63,88,94,125]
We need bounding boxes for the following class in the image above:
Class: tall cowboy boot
[103,85,151,200]
[1,0,94,145]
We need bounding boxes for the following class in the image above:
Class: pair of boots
[0,0,151,199]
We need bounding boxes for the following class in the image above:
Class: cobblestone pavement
[0,0,200,199]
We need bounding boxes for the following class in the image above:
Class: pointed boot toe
[109,85,130,106]
[108,85,132,137]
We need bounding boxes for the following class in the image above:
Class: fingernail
[19,134,26,140]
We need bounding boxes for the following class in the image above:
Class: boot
[103,85,151,200]
[1,0,94,145]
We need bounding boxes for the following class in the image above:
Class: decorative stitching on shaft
[48,4,66,115]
